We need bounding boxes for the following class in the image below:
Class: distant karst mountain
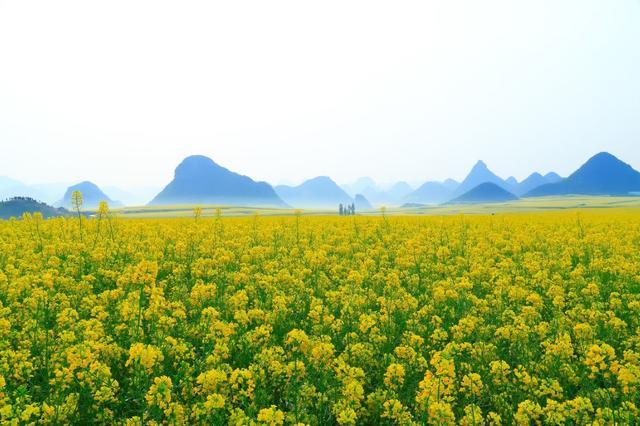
[404,181,455,205]
[544,172,562,182]
[1,197,71,220]
[506,176,518,188]
[275,176,352,208]
[343,179,413,207]
[151,155,285,207]
[453,160,511,197]
[0,176,45,201]
[59,181,121,210]
[1,177,70,204]
[442,179,460,191]
[342,177,377,197]
[515,172,562,196]
[385,182,414,201]
[0,176,31,196]
[354,194,373,211]
[6,152,640,211]
[30,183,70,205]
[358,187,383,205]
[525,152,640,197]
[449,182,519,204]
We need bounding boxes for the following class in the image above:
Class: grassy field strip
[109,196,640,218]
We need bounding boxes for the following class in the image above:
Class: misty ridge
[2,151,640,216]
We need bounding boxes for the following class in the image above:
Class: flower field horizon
[1,210,639,424]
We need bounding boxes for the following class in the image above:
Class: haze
[1,0,639,189]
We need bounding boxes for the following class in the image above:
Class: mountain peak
[544,172,561,181]
[354,193,373,210]
[389,181,412,191]
[453,160,509,197]
[449,182,518,204]
[150,155,285,207]
[75,181,100,190]
[342,177,377,198]
[473,160,488,170]
[590,151,619,162]
[506,176,518,186]
[175,155,223,177]
[275,176,352,208]
[308,176,335,184]
[525,152,640,197]
[404,181,454,205]
[578,152,629,172]
[59,181,119,209]
[353,176,375,187]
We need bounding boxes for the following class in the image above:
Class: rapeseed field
[1,210,639,424]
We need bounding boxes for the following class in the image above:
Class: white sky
[1,0,639,188]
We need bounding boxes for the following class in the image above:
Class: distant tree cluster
[339,203,355,216]
[2,196,38,203]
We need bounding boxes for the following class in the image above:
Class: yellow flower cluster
[127,343,164,373]
[0,210,639,423]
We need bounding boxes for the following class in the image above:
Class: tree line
[338,203,355,216]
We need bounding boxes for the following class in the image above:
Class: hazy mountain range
[341,178,414,206]
[401,164,561,206]
[526,152,640,197]
[354,194,373,211]
[452,160,512,197]
[0,177,70,205]
[1,152,640,214]
[275,177,352,209]
[0,177,157,207]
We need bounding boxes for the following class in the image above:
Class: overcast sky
[1,0,639,188]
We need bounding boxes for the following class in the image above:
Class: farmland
[110,195,640,218]
[0,210,639,424]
